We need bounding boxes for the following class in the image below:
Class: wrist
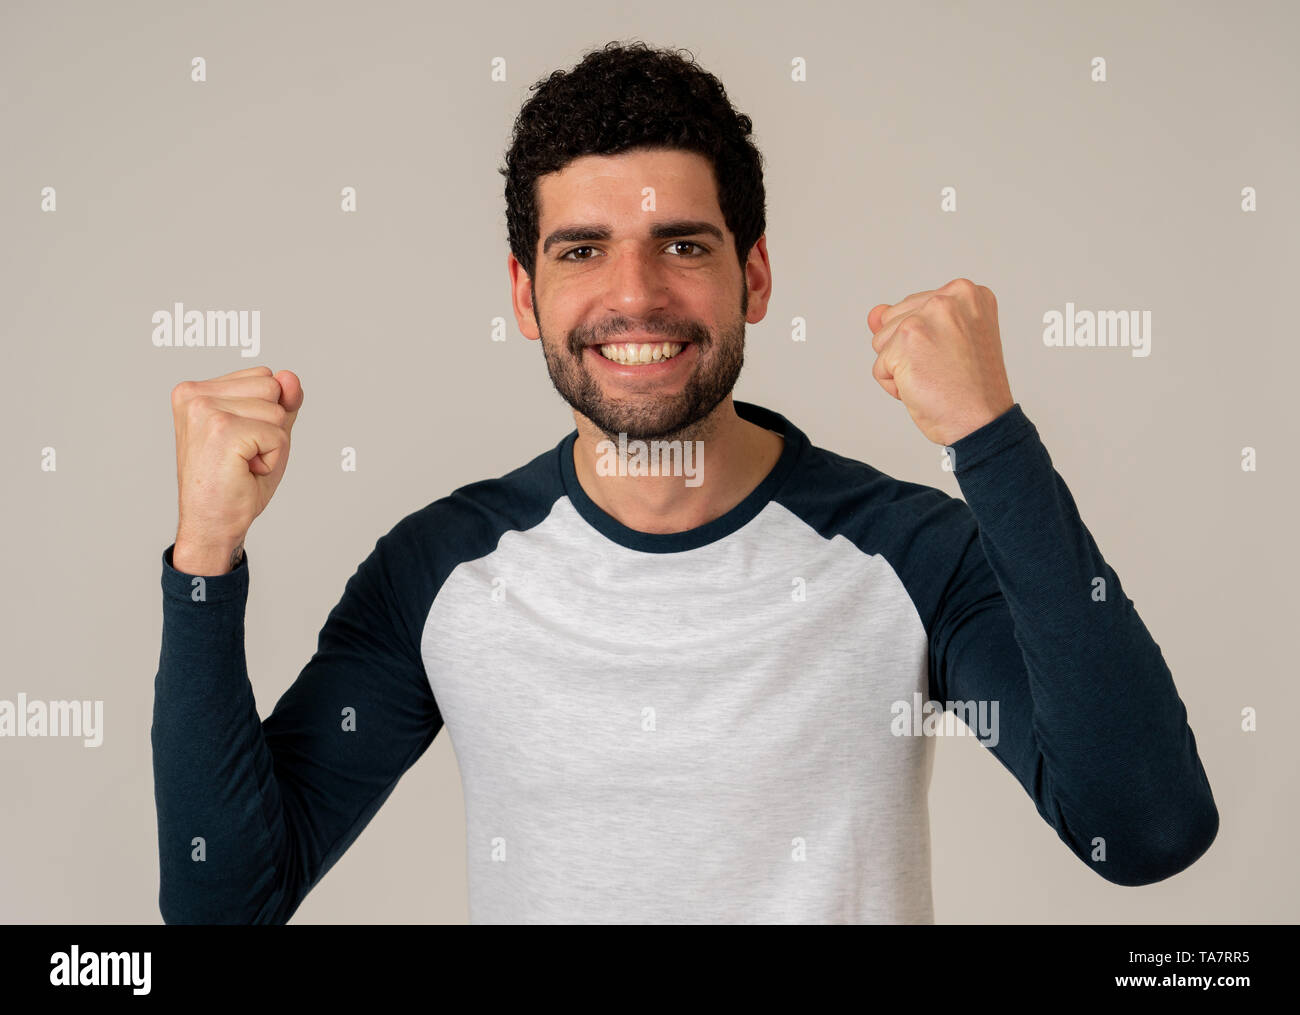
[172,533,245,576]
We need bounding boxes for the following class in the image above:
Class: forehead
[535,148,720,225]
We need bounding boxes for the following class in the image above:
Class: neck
[571,396,785,534]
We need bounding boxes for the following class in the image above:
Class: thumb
[867,303,891,334]
[273,370,305,430]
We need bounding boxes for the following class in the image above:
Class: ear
[507,251,540,340]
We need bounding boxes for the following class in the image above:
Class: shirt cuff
[161,543,249,605]
[947,403,1036,475]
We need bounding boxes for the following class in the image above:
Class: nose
[602,245,670,323]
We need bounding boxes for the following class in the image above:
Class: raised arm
[153,525,442,924]
[154,366,441,923]
[930,405,1218,885]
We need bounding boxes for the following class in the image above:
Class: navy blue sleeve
[931,403,1218,885]
[151,518,443,924]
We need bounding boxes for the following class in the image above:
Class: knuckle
[205,408,234,434]
[927,293,953,317]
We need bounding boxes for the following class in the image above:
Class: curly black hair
[499,40,767,281]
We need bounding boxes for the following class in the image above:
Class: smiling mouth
[594,340,689,365]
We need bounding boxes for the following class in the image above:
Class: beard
[535,278,749,443]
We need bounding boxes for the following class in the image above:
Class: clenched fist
[170,365,304,575]
[867,277,1015,447]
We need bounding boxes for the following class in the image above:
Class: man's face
[512,148,768,442]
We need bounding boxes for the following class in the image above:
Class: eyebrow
[542,219,725,256]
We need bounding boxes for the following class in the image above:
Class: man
[153,41,1218,924]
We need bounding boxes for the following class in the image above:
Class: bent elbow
[158,875,293,925]
[1093,796,1220,887]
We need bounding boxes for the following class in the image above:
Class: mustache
[571,319,710,351]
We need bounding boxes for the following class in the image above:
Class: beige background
[2,0,1296,923]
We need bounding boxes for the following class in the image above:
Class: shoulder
[777,440,976,557]
[375,439,568,584]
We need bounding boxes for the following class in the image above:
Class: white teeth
[597,341,685,365]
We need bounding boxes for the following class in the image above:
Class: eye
[558,241,709,261]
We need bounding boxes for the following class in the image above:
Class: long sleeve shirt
[151,400,1219,923]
